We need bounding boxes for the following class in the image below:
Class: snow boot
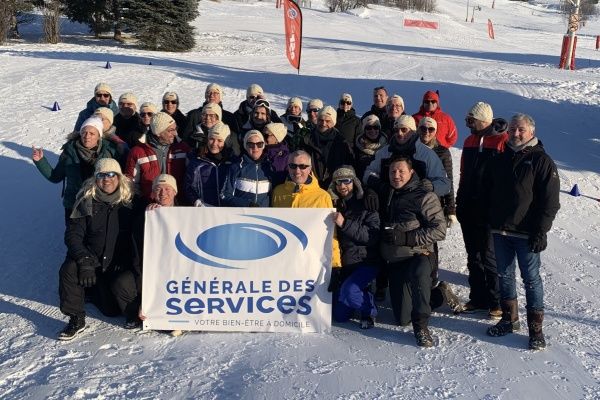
[414,327,434,348]
[360,316,375,330]
[487,299,520,337]
[527,309,546,350]
[58,315,86,341]
[437,281,464,314]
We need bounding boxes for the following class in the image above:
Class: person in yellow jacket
[272,150,341,270]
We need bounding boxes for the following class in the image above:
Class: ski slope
[0,0,599,398]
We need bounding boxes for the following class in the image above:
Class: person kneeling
[58,158,136,340]
[380,157,446,347]
[328,166,380,329]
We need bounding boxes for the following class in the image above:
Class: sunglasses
[140,112,154,117]
[365,125,379,131]
[465,116,475,124]
[420,126,436,133]
[248,95,258,100]
[95,93,110,98]
[288,163,310,170]
[393,127,411,133]
[96,171,118,179]
[423,100,437,105]
[335,178,353,185]
[246,141,264,149]
[163,100,178,105]
[307,108,321,113]
[340,101,352,105]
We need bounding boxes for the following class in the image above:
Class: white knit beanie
[95,158,122,174]
[205,83,222,97]
[318,105,337,125]
[208,121,231,141]
[243,129,264,149]
[93,107,114,125]
[287,97,303,110]
[151,112,175,135]
[247,84,263,99]
[140,102,158,114]
[307,98,323,110]
[162,92,179,102]
[340,93,353,104]
[80,116,104,136]
[202,102,222,121]
[362,114,380,130]
[152,174,177,194]
[468,102,493,123]
[419,116,437,130]
[264,122,287,143]
[394,115,417,132]
[118,92,138,109]
[94,82,112,96]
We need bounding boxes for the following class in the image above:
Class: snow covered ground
[1,0,599,398]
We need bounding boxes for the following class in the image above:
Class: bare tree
[560,0,598,25]
[42,0,61,44]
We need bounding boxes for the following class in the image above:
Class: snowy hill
[0,0,599,398]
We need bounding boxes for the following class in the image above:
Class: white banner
[141,207,334,333]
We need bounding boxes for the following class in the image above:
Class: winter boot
[527,309,546,350]
[487,299,520,337]
[437,281,464,314]
[360,316,375,330]
[414,327,434,348]
[58,315,86,341]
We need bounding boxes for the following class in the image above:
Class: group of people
[32,82,560,350]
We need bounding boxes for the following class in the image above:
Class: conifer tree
[121,0,199,51]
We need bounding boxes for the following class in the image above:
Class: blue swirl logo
[175,215,308,269]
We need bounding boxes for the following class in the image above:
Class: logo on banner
[175,215,308,269]
[287,9,297,19]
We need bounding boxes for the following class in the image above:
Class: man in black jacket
[483,113,560,351]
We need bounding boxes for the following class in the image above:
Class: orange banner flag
[283,0,303,72]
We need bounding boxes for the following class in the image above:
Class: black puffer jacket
[335,108,361,145]
[297,127,355,189]
[334,195,381,269]
[484,140,560,235]
[65,197,133,271]
[382,174,446,254]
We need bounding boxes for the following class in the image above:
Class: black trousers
[59,259,138,319]
[460,223,499,308]
[387,255,432,328]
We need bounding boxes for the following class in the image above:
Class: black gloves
[364,188,379,211]
[383,227,408,246]
[529,232,547,253]
[334,199,346,213]
[327,268,343,293]
[248,201,260,207]
[420,178,434,193]
[77,257,99,288]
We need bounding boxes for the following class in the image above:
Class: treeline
[0,0,199,51]
[327,0,436,13]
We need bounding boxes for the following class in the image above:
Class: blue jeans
[333,266,378,322]
[493,234,543,311]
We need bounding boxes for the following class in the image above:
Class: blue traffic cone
[569,184,581,196]
[105,61,112,69]
[51,101,61,111]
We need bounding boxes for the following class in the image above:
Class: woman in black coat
[57,158,136,341]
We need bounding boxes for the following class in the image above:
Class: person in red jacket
[125,112,190,208]
[412,90,458,148]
